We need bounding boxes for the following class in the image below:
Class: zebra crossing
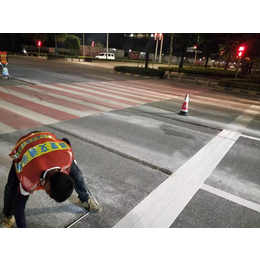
[0,80,202,134]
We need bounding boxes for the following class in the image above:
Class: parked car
[95,53,115,60]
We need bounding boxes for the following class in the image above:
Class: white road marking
[201,183,260,213]
[82,73,115,81]
[0,100,59,125]
[14,85,112,112]
[75,82,158,101]
[240,134,260,142]
[0,122,17,134]
[113,105,260,228]
[57,83,144,104]
[0,88,89,117]
[39,83,134,107]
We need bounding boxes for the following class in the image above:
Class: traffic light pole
[235,57,241,81]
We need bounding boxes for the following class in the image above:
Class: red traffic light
[91,41,94,47]
[237,46,245,57]
[37,41,42,47]
[159,33,163,40]
[154,33,158,40]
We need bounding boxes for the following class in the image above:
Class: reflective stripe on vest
[11,133,56,159]
[15,141,70,173]
[0,52,7,64]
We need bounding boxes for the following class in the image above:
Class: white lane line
[82,73,115,81]
[14,85,112,112]
[201,184,260,213]
[57,83,144,104]
[0,100,59,125]
[0,122,17,134]
[113,130,239,228]
[240,134,260,142]
[0,88,89,117]
[113,105,260,228]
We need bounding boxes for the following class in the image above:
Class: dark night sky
[72,33,171,53]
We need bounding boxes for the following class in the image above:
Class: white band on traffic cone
[180,94,189,115]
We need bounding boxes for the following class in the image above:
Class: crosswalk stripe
[56,83,143,105]
[0,87,89,118]
[82,81,165,100]
[0,100,59,125]
[0,106,42,130]
[38,83,138,107]
[0,90,80,120]
[75,82,158,102]
[0,122,17,134]
[0,80,195,134]
[105,81,174,98]
[35,83,130,109]
[13,85,116,111]
[3,85,105,114]
[131,80,201,95]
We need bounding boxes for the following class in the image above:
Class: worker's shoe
[0,215,15,228]
[81,198,102,213]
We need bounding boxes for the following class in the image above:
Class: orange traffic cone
[179,94,189,116]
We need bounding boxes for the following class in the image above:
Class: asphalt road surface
[0,56,260,228]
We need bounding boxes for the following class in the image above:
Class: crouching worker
[0,131,102,228]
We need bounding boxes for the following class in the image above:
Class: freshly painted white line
[57,83,144,104]
[14,85,112,112]
[240,134,260,142]
[0,100,59,125]
[0,122,17,134]
[113,105,260,228]
[0,88,89,117]
[201,184,260,213]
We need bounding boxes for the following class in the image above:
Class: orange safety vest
[0,51,7,64]
[9,132,74,194]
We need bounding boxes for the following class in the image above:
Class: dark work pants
[3,162,29,228]
[2,136,90,228]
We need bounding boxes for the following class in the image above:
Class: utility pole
[83,33,85,57]
[159,34,164,63]
[167,34,173,79]
[106,33,109,59]
[145,34,152,68]
[168,34,173,68]
[155,38,159,61]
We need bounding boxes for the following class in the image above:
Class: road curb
[216,86,260,96]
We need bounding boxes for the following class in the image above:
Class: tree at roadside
[242,33,260,74]
[64,35,80,55]
[173,33,198,68]
[218,33,247,71]
[198,33,220,68]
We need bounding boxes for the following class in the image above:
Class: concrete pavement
[0,56,260,228]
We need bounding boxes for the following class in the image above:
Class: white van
[95,53,115,60]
